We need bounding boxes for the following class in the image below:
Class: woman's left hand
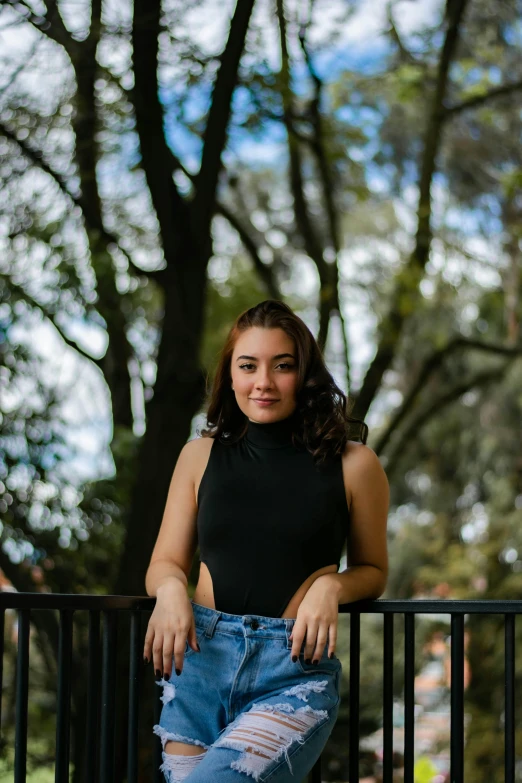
[289,575,339,663]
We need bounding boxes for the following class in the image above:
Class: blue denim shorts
[153,600,342,782]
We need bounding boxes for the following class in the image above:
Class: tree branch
[443,78,522,118]
[298,19,350,388]
[164,146,283,299]
[132,0,187,270]
[0,126,135,427]
[275,0,323,269]
[8,279,104,369]
[1,5,136,430]
[386,2,418,65]
[193,0,256,237]
[355,0,470,419]
[276,0,336,351]
[297,27,340,256]
[214,201,281,300]
[7,0,78,56]
[382,360,516,472]
[0,121,159,282]
[375,336,522,455]
[239,79,313,140]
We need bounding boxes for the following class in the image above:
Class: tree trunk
[108,247,208,780]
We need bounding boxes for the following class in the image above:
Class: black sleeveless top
[196,412,350,618]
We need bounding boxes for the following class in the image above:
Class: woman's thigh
[172,699,339,783]
[177,665,341,783]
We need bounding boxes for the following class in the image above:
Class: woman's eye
[238,363,294,371]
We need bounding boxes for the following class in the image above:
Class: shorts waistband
[191,600,296,642]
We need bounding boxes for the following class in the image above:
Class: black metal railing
[1,594,520,782]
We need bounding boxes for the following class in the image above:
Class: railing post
[0,608,5,744]
[383,612,394,783]
[14,607,30,783]
[127,609,141,783]
[55,608,73,783]
[404,612,415,783]
[450,613,464,783]
[100,609,118,783]
[85,609,101,782]
[349,609,360,783]
[505,613,515,783]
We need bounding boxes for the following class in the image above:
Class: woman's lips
[252,400,278,406]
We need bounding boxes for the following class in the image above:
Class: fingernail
[155,669,161,678]
[197,643,201,652]
[329,652,334,659]
[143,656,149,665]
[292,655,297,663]
[176,668,182,676]
[164,672,170,681]
[312,660,319,665]
[305,658,311,664]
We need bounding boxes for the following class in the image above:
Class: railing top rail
[1,593,522,613]
[344,599,522,614]
[0,593,155,611]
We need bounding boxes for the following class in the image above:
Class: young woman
[143,299,389,783]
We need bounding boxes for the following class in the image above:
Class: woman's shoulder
[184,437,217,493]
[342,440,382,479]
[341,439,380,469]
[340,441,382,505]
[342,438,388,486]
[185,434,216,457]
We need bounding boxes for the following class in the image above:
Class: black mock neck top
[196,412,349,618]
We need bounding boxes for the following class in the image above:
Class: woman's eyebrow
[235,353,296,361]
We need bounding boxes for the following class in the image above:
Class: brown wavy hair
[198,300,368,464]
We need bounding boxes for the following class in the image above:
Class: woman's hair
[199,300,368,464]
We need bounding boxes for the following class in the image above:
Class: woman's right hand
[143,579,200,679]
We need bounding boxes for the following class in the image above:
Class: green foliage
[0,763,57,782]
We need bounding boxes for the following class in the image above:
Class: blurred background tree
[0,0,521,780]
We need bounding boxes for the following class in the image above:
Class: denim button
[250,620,259,630]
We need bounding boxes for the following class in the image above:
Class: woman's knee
[161,743,207,781]
[165,741,208,756]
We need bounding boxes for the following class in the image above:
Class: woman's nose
[255,371,273,388]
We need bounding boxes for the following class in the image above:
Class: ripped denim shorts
[153,599,342,783]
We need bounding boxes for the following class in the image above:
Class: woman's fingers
[295,621,336,663]
[152,632,164,678]
[289,623,305,661]
[311,624,337,660]
[327,623,337,659]
[311,626,328,662]
[162,639,174,679]
[143,597,196,677]
[147,628,187,678]
[143,623,154,664]
[189,625,200,654]
[173,632,188,676]
[303,621,319,662]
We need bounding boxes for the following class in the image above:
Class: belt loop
[284,618,294,649]
[205,610,222,638]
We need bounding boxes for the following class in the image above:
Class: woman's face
[230,327,299,423]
